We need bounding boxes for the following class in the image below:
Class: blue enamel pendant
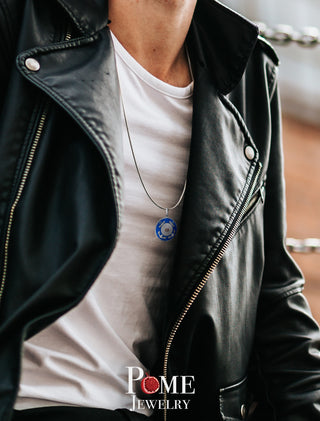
[155,217,177,241]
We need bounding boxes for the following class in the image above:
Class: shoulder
[242,35,280,99]
[256,36,280,98]
[256,35,280,67]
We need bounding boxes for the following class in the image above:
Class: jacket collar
[190,1,259,94]
[56,0,109,34]
[56,0,258,94]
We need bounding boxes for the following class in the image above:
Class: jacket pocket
[238,179,266,231]
[219,376,249,420]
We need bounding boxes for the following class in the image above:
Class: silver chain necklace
[120,93,187,241]
[118,46,193,241]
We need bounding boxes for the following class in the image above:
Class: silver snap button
[241,404,247,419]
[25,58,40,72]
[245,145,255,161]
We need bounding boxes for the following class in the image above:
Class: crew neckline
[110,31,194,99]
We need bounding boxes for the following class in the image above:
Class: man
[0,1,319,420]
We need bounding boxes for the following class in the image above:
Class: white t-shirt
[15,32,193,415]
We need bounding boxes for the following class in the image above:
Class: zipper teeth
[163,163,262,421]
[0,109,49,304]
[0,30,72,305]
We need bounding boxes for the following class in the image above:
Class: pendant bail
[165,208,169,217]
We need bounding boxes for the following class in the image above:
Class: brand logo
[127,367,195,411]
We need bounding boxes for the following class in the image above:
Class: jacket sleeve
[253,81,320,420]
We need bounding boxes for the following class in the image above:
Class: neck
[108,0,196,86]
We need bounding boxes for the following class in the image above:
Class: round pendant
[155,217,177,241]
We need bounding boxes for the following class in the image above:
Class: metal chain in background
[286,238,320,253]
[256,22,320,47]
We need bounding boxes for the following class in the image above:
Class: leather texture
[0,1,319,421]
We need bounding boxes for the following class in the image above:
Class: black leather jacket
[0,1,320,420]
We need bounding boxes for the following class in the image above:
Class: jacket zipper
[162,162,262,421]
[245,187,263,216]
[238,180,266,229]
[0,30,72,306]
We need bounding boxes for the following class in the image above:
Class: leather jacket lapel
[16,28,123,217]
[167,61,260,321]
[192,0,259,94]
[57,0,109,35]
[163,5,260,325]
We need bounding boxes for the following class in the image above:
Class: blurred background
[222,1,320,322]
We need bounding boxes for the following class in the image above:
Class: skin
[108,0,197,87]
